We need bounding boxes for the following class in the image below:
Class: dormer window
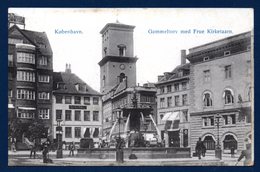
[203,57,209,61]
[224,51,231,56]
[57,82,66,89]
[118,44,126,56]
[75,83,87,91]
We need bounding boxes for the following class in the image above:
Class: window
[8,89,12,98]
[140,95,155,103]
[17,110,35,119]
[75,127,81,138]
[38,109,49,119]
[65,110,71,121]
[174,96,180,106]
[204,70,211,82]
[8,54,13,66]
[65,96,72,104]
[57,82,66,89]
[17,71,35,82]
[74,96,81,104]
[39,56,48,66]
[203,56,209,61]
[93,97,99,105]
[38,75,50,83]
[224,89,234,104]
[203,93,212,107]
[84,111,90,121]
[160,98,165,108]
[93,111,99,121]
[182,110,188,122]
[56,110,62,120]
[167,97,172,107]
[248,86,252,102]
[65,127,72,138]
[17,89,35,100]
[167,85,172,93]
[182,94,188,106]
[93,128,99,138]
[160,86,165,94]
[223,114,236,125]
[174,83,179,91]
[8,38,23,44]
[84,97,90,105]
[225,65,232,79]
[224,51,231,56]
[202,116,214,127]
[38,92,50,100]
[118,45,126,56]
[75,110,81,121]
[56,95,63,104]
[182,82,187,90]
[17,52,35,64]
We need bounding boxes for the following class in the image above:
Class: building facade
[52,66,102,145]
[187,31,253,154]
[155,50,190,148]
[99,22,158,141]
[8,22,53,145]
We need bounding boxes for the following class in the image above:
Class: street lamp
[116,108,124,163]
[215,114,222,160]
[56,119,63,158]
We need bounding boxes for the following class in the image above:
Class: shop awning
[18,107,36,110]
[8,104,14,109]
[162,111,180,121]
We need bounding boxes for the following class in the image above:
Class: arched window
[203,92,212,107]
[203,135,215,150]
[223,134,237,150]
[223,89,234,104]
[117,44,126,56]
[119,73,126,82]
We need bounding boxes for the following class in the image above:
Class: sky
[9,8,253,91]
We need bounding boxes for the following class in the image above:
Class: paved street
[8,150,242,166]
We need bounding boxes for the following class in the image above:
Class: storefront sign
[69,105,87,109]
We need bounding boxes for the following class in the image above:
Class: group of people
[195,137,252,166]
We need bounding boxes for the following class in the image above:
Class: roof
[53,72,101,96]
[9,25,53,56]
[157,63,190,84]
[100,22,135,34]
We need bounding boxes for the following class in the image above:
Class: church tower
[98,22,138,94]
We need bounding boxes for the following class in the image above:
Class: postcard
[7,8,254,166]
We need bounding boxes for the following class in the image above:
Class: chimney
[65,63,71,73]
[181,49,186,65]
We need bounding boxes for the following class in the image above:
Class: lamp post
[215,114,222,160]
[116,108,124,163]
[56,119,63,158]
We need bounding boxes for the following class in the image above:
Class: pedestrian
[30,139,36,159]
[69,142,75,157]
[195,137,204,159]
[11,137,16,152]
[42,145,48,163]
[236,143,252,166]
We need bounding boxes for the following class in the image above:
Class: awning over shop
[163,111,181,131]
[8,104,14,109]
[18,107,36,110]
[162,111,180,121]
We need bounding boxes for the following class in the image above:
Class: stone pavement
[8,150,242,166]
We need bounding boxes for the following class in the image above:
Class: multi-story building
[52,65,102,145]
[187,31,253,154]
[155,50,190,148]
[8,16,53,145]
[98,22,157,140]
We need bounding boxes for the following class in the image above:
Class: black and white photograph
[7,8,254,166]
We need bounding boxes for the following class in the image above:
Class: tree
[26,118,47,140]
